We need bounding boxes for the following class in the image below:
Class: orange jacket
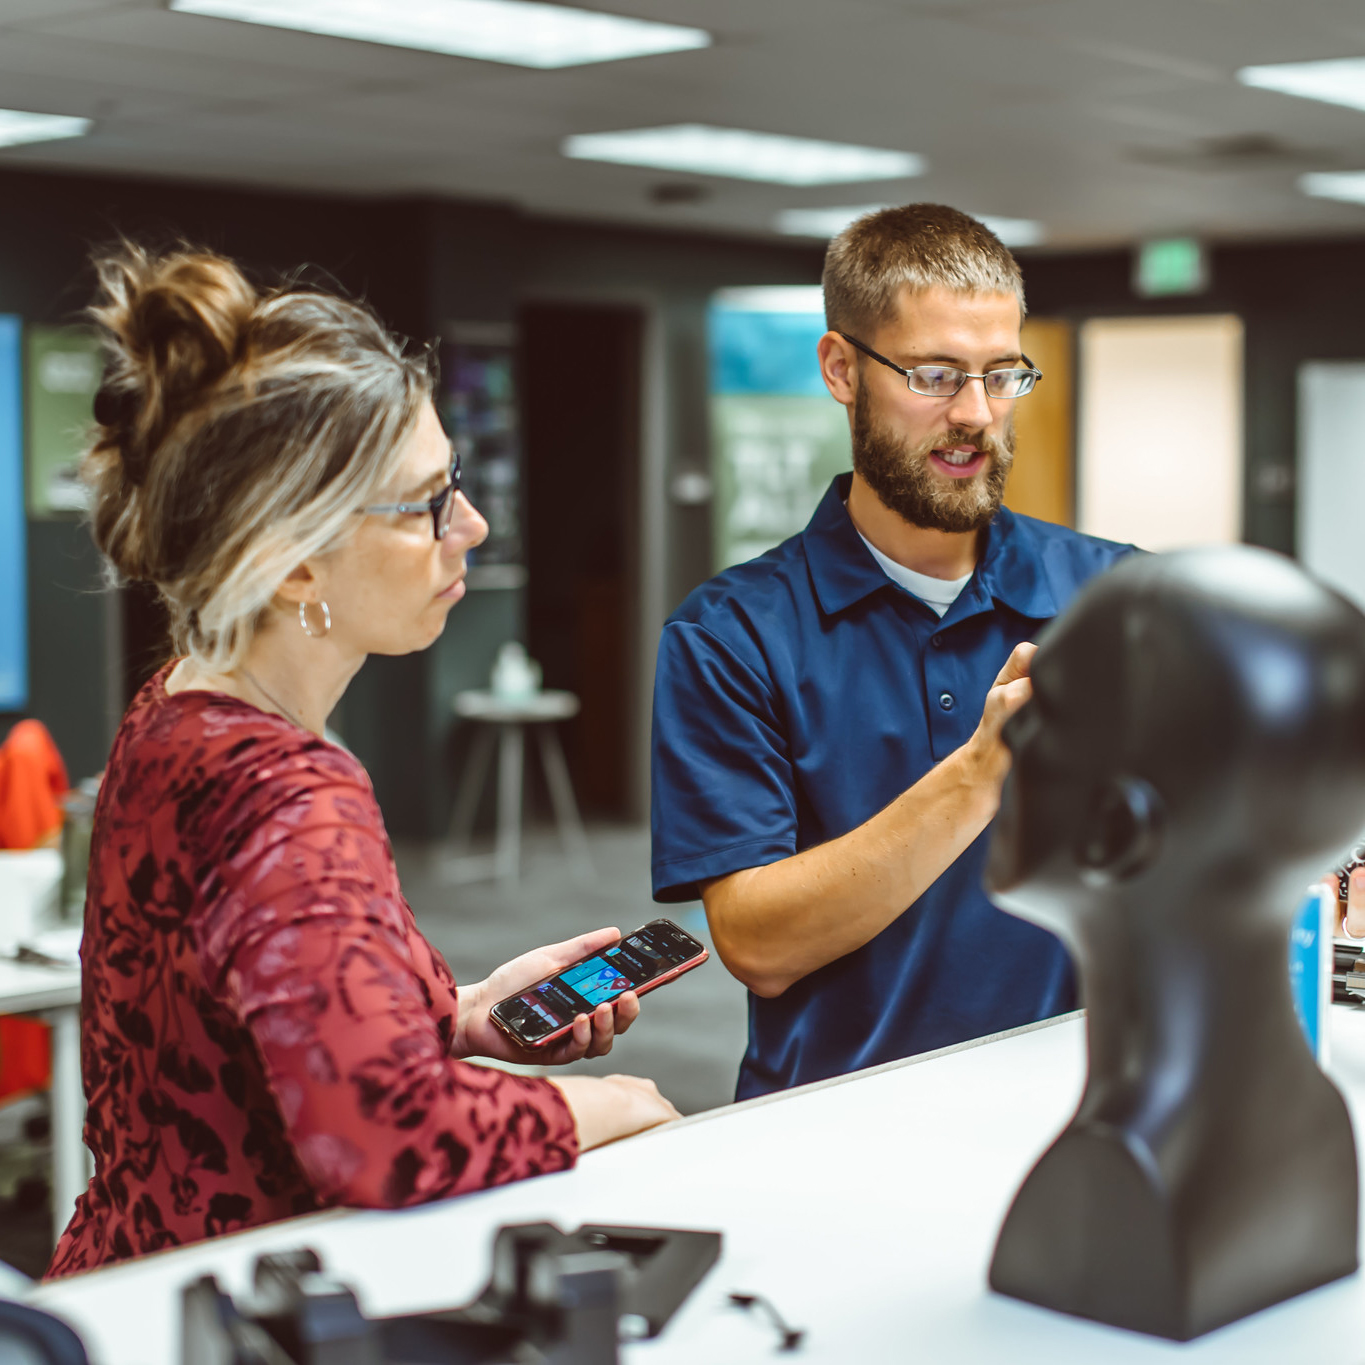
[0,719,68,850]
[0,721,67,1099]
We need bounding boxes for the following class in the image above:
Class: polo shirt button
[930,635,943,649]
[939,692,955,711]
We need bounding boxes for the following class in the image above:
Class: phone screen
[494,920,703,1044]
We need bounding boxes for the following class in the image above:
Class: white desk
[0,957,84,1247]
[30,1007,1365,1364]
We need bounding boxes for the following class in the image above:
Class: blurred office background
[5,0,1365,1270]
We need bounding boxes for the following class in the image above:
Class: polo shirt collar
[803,474,892,616]
[803,474,1060,622]
[974,507,1060,621]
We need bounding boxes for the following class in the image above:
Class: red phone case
[492,946,709,1049]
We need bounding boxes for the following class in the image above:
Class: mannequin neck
[1074,873,1312,1141]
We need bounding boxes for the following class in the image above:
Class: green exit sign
[1134,238,1208,297]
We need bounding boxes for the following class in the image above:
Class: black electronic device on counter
[1334,938,1365,1003]
[181,1222,721,1365]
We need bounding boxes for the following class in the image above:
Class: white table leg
[43,1004,85,1248]
[494,722,524,886]
[536,724,594,880]
[447,722,497,852]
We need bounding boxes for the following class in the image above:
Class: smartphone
[489,918,708,1050]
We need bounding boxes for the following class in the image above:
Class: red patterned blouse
[47,668,577,1277]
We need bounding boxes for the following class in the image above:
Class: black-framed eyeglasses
[362,447,462,539]
[839,332,1042,399]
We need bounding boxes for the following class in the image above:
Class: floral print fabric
[47,668,577,1277]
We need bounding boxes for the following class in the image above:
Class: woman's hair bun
[91,244,257,483]
[86,243,259,577]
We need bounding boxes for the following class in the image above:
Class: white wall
[1298,361,1365,612]
[1077,315,1244,550]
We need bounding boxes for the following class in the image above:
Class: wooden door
[1006,318,1074,527]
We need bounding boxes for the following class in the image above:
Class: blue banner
[0,315,26,710]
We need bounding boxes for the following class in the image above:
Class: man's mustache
[918,429,1011,460]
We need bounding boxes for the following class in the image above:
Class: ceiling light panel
[777,205,1043,247]
[776,204,888,238]
[1237,58,1365,114]
[564,126,924,186]
[168,0,710,69]
[0,109,92,148]
[976,215,1045,248]
[1301,171,1365,206]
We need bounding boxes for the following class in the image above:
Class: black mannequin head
[986,546,1365,942]
[985,545,1365,1339]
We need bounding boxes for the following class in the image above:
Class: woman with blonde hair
[47,245,677,1276]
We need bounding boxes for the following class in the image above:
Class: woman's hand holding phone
[456,925,684,1149]
[454,926,640,1065]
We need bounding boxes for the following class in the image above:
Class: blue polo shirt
[651,474,1133,1100]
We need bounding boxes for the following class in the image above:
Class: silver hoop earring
[299,600,331,638]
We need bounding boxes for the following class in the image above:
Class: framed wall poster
[439,324,524,575]
[0,315,26,709]
[708,287,851,572]
[25,325,102,518]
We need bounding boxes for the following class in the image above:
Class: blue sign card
[1289,884,1334,1065]
[0,315,26,710]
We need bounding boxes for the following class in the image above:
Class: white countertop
[0,956,81,1013]
[30,1006,1365,1364]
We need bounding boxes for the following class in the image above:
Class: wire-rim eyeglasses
[838,332,1042,399]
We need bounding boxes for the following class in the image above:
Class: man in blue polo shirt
[651,204,1134,1100]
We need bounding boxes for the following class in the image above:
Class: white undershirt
[856,530,973,618]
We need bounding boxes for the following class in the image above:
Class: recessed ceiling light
[775,204,889,238]
[976,215,1045,248]
[1238,58,1365,114]
[564,126,925,185]
[776,204,1044,247]
[0,109,92,149]
[1301,170,1365,205]
[169,0,710,69]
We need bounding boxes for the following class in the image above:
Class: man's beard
[852,386,1015,534]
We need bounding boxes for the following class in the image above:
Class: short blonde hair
[822,203,1026,335]
[85,243,433,673]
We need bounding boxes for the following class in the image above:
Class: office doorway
[519,303,643,820]
[1077,315,1244,550]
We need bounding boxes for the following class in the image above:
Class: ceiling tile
[2,0,1365,246]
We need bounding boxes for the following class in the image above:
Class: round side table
[446,689,593,885]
